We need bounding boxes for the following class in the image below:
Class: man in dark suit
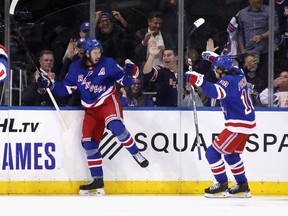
[133,11,175,92]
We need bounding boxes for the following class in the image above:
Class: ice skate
[79,177,105,196]
[204,181,229,198]
[133,152,149,168]
[228,182,252,198]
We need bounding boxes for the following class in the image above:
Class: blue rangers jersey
[143,65,178,107]
[201,67,256,134]
[51,57,133,108]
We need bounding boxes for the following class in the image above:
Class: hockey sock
[82,140,103,177]
[224,154,248,183]
[205,145,228,182]
[108,120,139,155]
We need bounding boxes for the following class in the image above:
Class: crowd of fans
[2,0,288,108]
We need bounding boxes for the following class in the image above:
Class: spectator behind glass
[62,21,90,64]
[243,53,266,95]
[221,11,240,66]
[258,70,288,107]
[203,11,240,81]
[58,38,85,106]
[143,44,179,107]
[79,21,90,37]
[134,10,175,70]
[22,50,64,106]
[275,0,288,70]
[184,49,202,72]
[95,10,134,65]
[275,0,288,38]
[237,0,279,88]
[134,10,175,93]
[119,77,154,107]
[158,0,192,50]
[60,38,86,80]
[158,0,180,49]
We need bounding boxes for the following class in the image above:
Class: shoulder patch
[98,67,105,75]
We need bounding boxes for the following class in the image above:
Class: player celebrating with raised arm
[186,51,256,198]
[37,38,149,196]
[0,44,8,82]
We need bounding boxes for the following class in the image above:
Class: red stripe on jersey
[225,121,256,129]
[219,88,225,98]
[151,70,158,82]
[86,86,116,108]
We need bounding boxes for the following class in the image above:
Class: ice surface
[1,195,287,216]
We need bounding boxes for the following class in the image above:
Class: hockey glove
[37,69,54,89]
[186,71,204,87]
[37,74,53,88]
[201,51,219,63]
[123,59,139,78]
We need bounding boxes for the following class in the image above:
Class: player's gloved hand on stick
[123,59,139,78]
[37,73,53,88]
[37,69,54,89]
[186,71,204,87]
[201,51,219,63]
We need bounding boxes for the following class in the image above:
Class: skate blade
[79,188,105,196]
[229,192,252,198]
[205,191,229,198]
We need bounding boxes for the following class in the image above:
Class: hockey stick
[188,58,202,160]
[186,18,205,57]
[188,18,205,36]
[9,0,69,130]
[186,18,205,160]
[39,69,69,130]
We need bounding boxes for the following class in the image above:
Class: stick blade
[188,18,205,36]
[9,0,19,15]
[194,18,205,28]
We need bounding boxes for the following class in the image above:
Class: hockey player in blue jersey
[186,51,256,198]
[37,37,149,196]
[0,44,8,82]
